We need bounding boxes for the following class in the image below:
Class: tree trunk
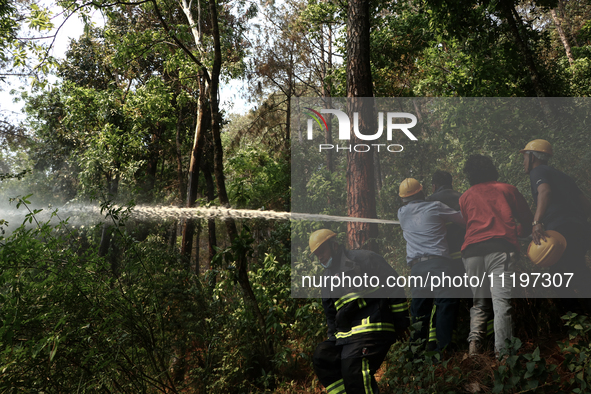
[203,164,217,268]
[558,0,579,46]
[181,73,209,260]
[98,225,111,258]
[194,219,201,273]
[208,0,274,365]
[99,168,121,275]
[321,26,334,173]
[324,98,334,174]
[168,220,178,253]
[500,3,546,97]
[346,0,378,252]
[374,148,382,193]
[551,8,575,67]
[175,109,186,201]
[285,87,291,147]
[144,130,160,201]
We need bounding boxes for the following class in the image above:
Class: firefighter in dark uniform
[310,229,409,394]
[521,139,591,311]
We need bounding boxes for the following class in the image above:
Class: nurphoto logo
[304,107,418,153]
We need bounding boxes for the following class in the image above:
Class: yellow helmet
[309,229,337,255]
[399,178,423,198]
[526,230,567,267]
[520,139,553,156]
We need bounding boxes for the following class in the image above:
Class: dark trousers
[313,340,391,394]
[410,257,460,351]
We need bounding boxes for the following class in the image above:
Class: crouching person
[309,229,409,394]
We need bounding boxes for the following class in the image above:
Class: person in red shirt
[460,155,533,356]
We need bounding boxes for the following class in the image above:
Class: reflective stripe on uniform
[390,302,408,313]
[326,379,347,394]
[487,318,494,337]
[334,287,380,311]
[429,327,437,342]
[428,305,437,343]
[362,358,374,394]
[335,320,397,339]
[450,251,462,260]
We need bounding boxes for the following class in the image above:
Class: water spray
[1,203,400,228]
[130,206,401,225]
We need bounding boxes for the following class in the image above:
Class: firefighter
[310,229,409,394]
[397,178,466,353]
[520,139,591,310]
[460,154,533,356]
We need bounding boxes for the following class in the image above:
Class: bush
[0,197,208,392]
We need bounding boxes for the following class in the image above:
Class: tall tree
[148,0,274,370]
[346,0,378,251]
[551,6,575,67]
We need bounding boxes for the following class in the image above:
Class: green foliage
[5,0,591,391]
[23,19,199,203]
[193,221,322,393]
[0,169,28,182]
[0,0,56,74]
[0,197,208,392]
[559,313,591,393]
[381,324,466,394]
[27,3,53,31]
[493,338,558,393]
[225,144,290,211]
[381,329,565,393]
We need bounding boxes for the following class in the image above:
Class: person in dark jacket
[427,170,462,210]
[425,170,472,350]
[426,170,466,263]
[521,139,591,310]
[310,229,409,394]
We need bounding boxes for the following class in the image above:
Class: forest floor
[272,332,578,393]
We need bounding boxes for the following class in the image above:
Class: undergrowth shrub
[559,312,591,393]
[380,311,591,394]
[380,323,467,394]
[0,197,207,393]
[492,338,558,393]
[198,221,324,393]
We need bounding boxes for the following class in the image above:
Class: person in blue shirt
[397,178,465,353]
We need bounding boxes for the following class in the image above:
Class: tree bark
[500,3,546,97]
[175,107,186,201]
[203,162,217,268]
[558,0,579,46]
[551,8,575,67]
[346,0,378,252]
[144,128,161,201]
[181,73,209,259]
[208,0,273,363]
[322,25,334,173]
